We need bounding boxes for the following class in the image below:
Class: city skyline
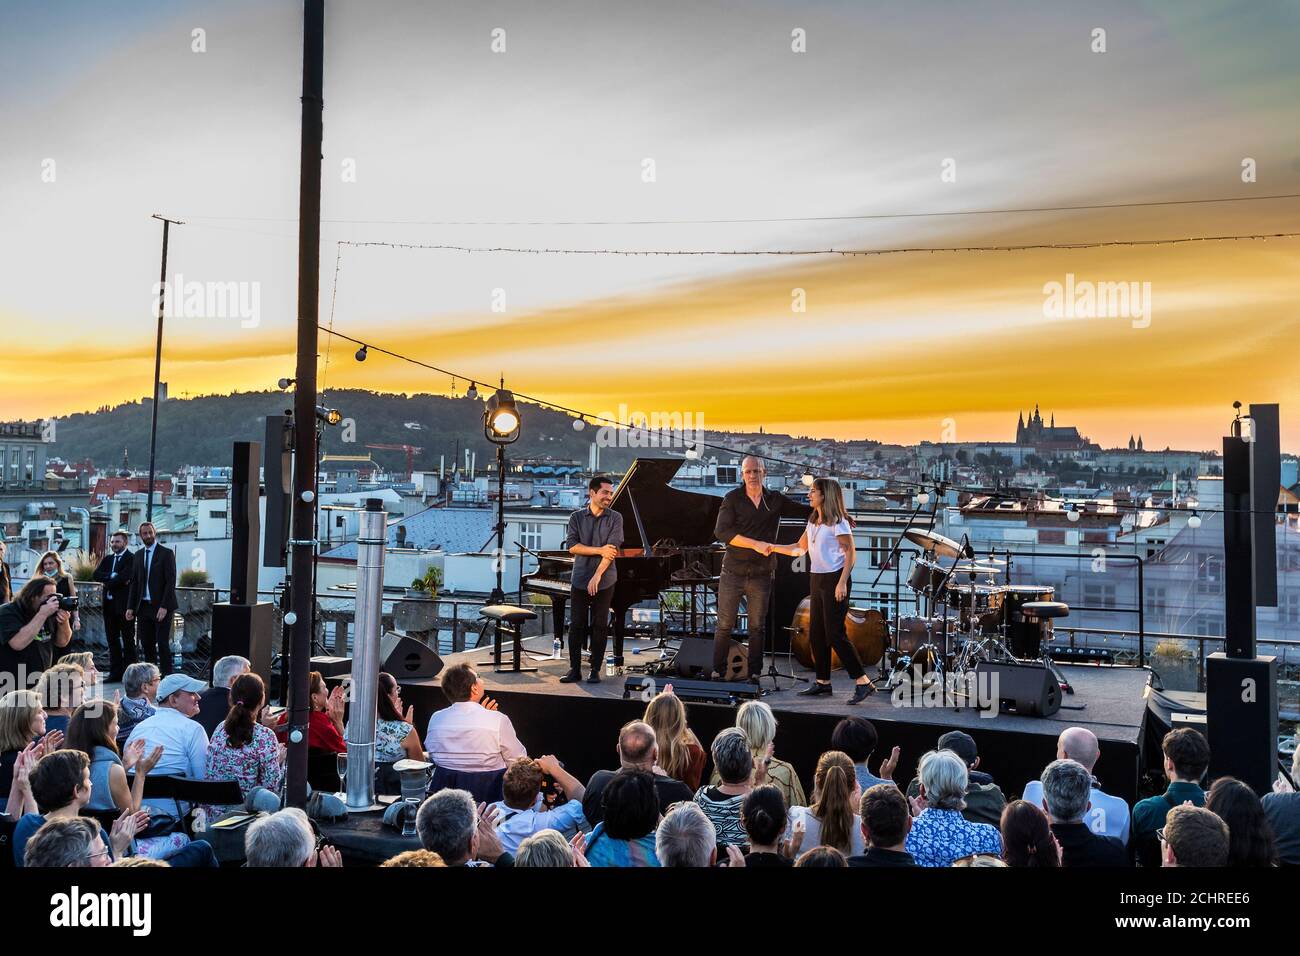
[2,0,1298,450]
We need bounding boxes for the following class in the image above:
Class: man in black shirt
[561,475,624,684]
[92,530,136,681]
[125,522,178,674]
[712,456,810,681]
[582,720,692,824]
[0,578,73,690]
[848,782,918,867]
[1041,759,1128,867]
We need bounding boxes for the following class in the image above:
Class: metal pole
[490,444,506,604]
[147,215,182,523]
[345,499,386,809]
[286,0,324,808]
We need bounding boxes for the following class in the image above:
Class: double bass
[788,598,887,671]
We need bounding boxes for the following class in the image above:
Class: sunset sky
[2,0,1298,451]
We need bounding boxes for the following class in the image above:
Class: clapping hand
[326,685,347,722]
[37,729,64,757]
[123,738,146,771]
[479,696,499,712]
[475,803,504,863]
[310,844,343,867]
[110,808,149,856]
[878,745,901,781]
[403,704,415,725]
[138,744,164,775]
[909,793,927,817]
[723,845,746,867]
[570,831,589,867]
[782,818,806,859]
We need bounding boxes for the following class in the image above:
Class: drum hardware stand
[764,626,808,690]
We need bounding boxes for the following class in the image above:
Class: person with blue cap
[125,673,210,816]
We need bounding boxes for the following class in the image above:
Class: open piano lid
[611,457,724,551]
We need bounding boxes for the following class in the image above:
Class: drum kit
[884,529,1074,697]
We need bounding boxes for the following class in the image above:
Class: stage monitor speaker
[230,441,262,606]
[672,637,746,680]
[974,660,1061,717]
[263,414,292,568]
[211,602,275,686]
[380,632,444,680]
[309,656,352,678]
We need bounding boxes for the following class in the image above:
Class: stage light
[316,406,343,426]
[917,492,930,505]
[802,473,814,487]
[1188,510,1202,529]
[355,345,368,362]
[484,387,520,444]
[278,377,295,390]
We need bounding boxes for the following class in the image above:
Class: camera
[58,596,80,612]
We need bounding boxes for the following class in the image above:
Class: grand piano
[521,457,726,663]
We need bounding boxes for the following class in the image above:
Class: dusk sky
[2,0,1298,451]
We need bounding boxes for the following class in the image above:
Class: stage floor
[399,635,1152,804]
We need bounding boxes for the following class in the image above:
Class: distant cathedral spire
[119,447,131,477]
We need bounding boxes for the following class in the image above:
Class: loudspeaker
[975,661,1061,717]
[309,655,352,678]
[263,414,292,568]
[1249,404,1280,608]
[211,602,275,686]
[1207,653,1278,795]
[671,637,746,679]
[380,632,444,680]
[230,441,262,606]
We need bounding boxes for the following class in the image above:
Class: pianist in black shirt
[711,456,809,682]
[560,475,625,684]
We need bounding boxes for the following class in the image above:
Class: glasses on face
[1156,827,1167,844]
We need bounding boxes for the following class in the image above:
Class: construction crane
[364,443,423,481]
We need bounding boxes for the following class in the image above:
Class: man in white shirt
[424,664,526,772]
[1022,726,1130,845]
[126,673,210,815]
[490,754,587,854]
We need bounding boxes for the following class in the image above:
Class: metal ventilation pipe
[344,497,387,809]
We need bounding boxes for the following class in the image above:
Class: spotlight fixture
[315,406,343,426]
[355,345,368,362]
[484,386,520,444]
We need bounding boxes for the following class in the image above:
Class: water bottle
[606,655,616,678]
[551,635,562,659]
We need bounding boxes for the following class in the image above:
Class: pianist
[711,456,806,682]
[560,475,625,684]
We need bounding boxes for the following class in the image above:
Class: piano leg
[612,603,631,666]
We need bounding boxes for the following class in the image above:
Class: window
[1039,529,1066,545]
[1145,586,1167,616]
[1083,582,1116,609]
[24,449,34,482]
[519,522,543,551]
[866,535,891,568]
[1286,592,1300,625]
[1195,613,1223,637]
[209,510,228,520]
[1197,554,1222,594]
[717,465,738,485]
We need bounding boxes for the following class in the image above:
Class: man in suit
[125,522,178,675]
[92,530,136,681]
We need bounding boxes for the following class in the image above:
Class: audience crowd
[3,647,1297,872]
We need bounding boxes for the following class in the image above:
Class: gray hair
[1040,759,1092,823]
[123,661,161,699]
[24,817,101,867]
[416,789,476,865]
[711,727,754,785]
[244,807,315,867]
[918,749,968,811]
[213,655,250,688]
[655,801,717,867]
[514,828,574,868]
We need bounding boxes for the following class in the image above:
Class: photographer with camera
[124,523,178,674]
[0,578,74,690]
[35,551,80,635]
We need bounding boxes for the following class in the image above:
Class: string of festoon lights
[316,321,1283,527]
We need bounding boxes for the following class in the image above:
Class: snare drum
[945,583,1005,628]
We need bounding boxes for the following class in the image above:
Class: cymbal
[903,528,963,559]
[950,562,1003,574]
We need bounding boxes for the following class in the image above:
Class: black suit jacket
[127,544,178,613]
[93,549,135,608]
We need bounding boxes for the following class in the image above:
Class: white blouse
[806,519,852,574]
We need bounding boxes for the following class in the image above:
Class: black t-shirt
[0,601,53,688]
[582,769,694,825]
[196,687,231,737]
[743,850,793,867]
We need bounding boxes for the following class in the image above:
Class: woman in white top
[776,477,875,703]
[786,751,866,857]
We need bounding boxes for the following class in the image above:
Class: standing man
[561,475,624,684]
[92,530,136,682]
[712,456,809,683]
[125,522,178,676]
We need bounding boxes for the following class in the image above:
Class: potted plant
[176,569,215,614]
[407,565,442,597]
